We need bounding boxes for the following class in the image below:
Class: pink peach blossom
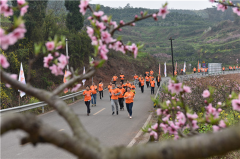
[0,54,9,68]
[45,41,55,51]
[79,0,89,15]
[158,6,170,19]
[43,54,53,68]
[20,5,28,16]
[202,90,210,98]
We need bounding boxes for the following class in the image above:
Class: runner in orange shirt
[133,74,138,86]
[119,73,125,83]
[150,78,155,94]
[110,83,121,115]
[124,87,135,119]
[156,74,161,88]
[90,82,98,107]
[124,80,132,91]
[150,69,154,76]
[145,75,150,88]
[233,66,236,70]
[98,80,103,99]
[118,84,125,111]
[83,85,92,116]
[138,75,142,88]
[140,77,145,93]
[131,82,136,95]
[112,74,118,85]
[193,67,196,73]
[108,82,112,101]
[145,71,149,77]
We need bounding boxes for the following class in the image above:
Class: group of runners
[227,66,239,71]
[82,70,162,118]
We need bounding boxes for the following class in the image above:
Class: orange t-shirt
[110,88,119,100]
[131,85,136,89]
[145,76,150,82]
[145,72,149,76]
[125,83,132,88]
[150,76,154,81]
[193,68,196,71]
[118,88,125,98]
[157,76,161,82]
[138,77,141,81]
[120,75,124,80]
[108,85,112,92]
[113,76,118,81]
[134,75,138,79]
[150,80,155,87]
[99,83,103,91]
[90,85,97,94]
[83,90,92,101]
[140,79,144,86]
[124,92,135,103]
[150,71,153,75]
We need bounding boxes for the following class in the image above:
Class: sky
[89,0,217,10]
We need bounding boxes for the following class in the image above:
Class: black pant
[141,86,144,93]
[157,82,160,88]
[118,98,124,109]
[139,82,141,88]
[151,87,154,94]
[121,80,124,84]
[113,81,116,85]
[146,82,149,88]
[85,101,90,113]
[99,91,103,99]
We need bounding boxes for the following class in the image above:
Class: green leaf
[96,59,106,68]
[95,4,101,11]
[143,11,148,16]
[42,46,46,54]
[117,36,122,41]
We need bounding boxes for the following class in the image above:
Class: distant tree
[65,0,84,31]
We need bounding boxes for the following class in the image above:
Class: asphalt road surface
[1,78,169,159]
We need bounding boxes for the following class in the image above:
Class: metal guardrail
[0,90,86,116]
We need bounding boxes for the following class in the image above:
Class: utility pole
[65,38,69,71]
[169,37,175,77]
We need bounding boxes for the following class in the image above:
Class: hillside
[84,3,240,66]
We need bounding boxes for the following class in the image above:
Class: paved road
[1,79,168,159]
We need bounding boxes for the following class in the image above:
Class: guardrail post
[42,106,44,113]
[72,97,75,102]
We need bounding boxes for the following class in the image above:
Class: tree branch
[110,12,158,36]
[52,67,96,95]
[0,69,101,148]
[113,124,240,159]
[1,113,102,159]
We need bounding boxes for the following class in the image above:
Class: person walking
[150,78,155,94]
[124,87,135,119]
[99,81,103,99]
[133,74,138,86]
[150,69,154,76]
[108,82,112,101]
[140,77,144,93]
[90,82,97,107]
[156,74,161,88]
[83,85,92,116]
[138,75,142,88]
[145,75,150,88]
[118,84,125,111]
[112,74,118,85]
[119,73,125,84]
[110,83,121,115]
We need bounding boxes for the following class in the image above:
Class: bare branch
[112,124,240,159]
[110,13,158,36]
[1,113,102,159]
[52,67,96,95]
[0,69,101,147]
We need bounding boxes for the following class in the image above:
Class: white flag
[183,62,186,73]
[82,66,86,85]
[164,62,167,77]
[18,62,26,97]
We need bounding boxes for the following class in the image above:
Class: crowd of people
[82,70,162,118]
